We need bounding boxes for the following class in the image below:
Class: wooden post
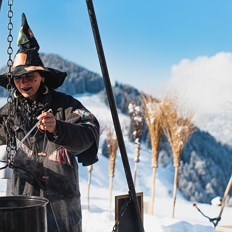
[86,1,144,230]
[216,174,232,227]
[0,0,2,12]
[172,165,179,218]
[87,165,93,210]
[148,167,157,215]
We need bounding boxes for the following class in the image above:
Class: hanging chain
[5,0,16,167]
[7,0,14,83]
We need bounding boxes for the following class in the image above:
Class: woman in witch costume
[0,13,99,232]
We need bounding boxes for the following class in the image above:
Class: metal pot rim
[0,195,49,211]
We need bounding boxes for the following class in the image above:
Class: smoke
[167,52,232,116]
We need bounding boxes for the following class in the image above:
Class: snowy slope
[0,94,232,232]
[76,94,232,232]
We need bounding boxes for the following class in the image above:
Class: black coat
[0,90,100,232]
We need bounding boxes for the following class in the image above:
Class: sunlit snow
[0,94,231,232]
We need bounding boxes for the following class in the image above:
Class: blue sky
[1,0,232,96]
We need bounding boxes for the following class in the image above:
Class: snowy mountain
[0,51,232,205]
[195,111,232,146]
[1,93,232,232]
[0,51,232,231]
[98,87,232,204]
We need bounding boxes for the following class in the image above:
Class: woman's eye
[26,74,34,79]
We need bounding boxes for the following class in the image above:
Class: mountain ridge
[0,53,105,96]
[0,53,231,205]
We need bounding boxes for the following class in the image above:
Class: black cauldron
[0,196,49,232]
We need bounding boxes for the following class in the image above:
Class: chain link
[5,0,16,167]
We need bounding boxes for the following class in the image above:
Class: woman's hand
[37,110,57,134]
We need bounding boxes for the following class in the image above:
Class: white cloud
[167,52,232,115]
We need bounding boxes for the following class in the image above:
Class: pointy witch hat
[0,13,67,89]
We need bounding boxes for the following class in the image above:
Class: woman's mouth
[21,87,31,92]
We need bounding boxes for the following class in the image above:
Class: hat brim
[0,66,67,89]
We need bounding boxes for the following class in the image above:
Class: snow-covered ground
[0,94,231,232]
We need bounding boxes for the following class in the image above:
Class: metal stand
[85,1,144,231]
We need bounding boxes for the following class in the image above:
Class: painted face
[14,71,44,100]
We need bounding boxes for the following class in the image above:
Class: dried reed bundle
[108,129,118,177]
[107,128,118,212]
[160,96,195,166]
[141,93,163,169]
[128,101,144,185]
[160,95,195,218]
[141,92,163,215]
[87,123,105,211]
